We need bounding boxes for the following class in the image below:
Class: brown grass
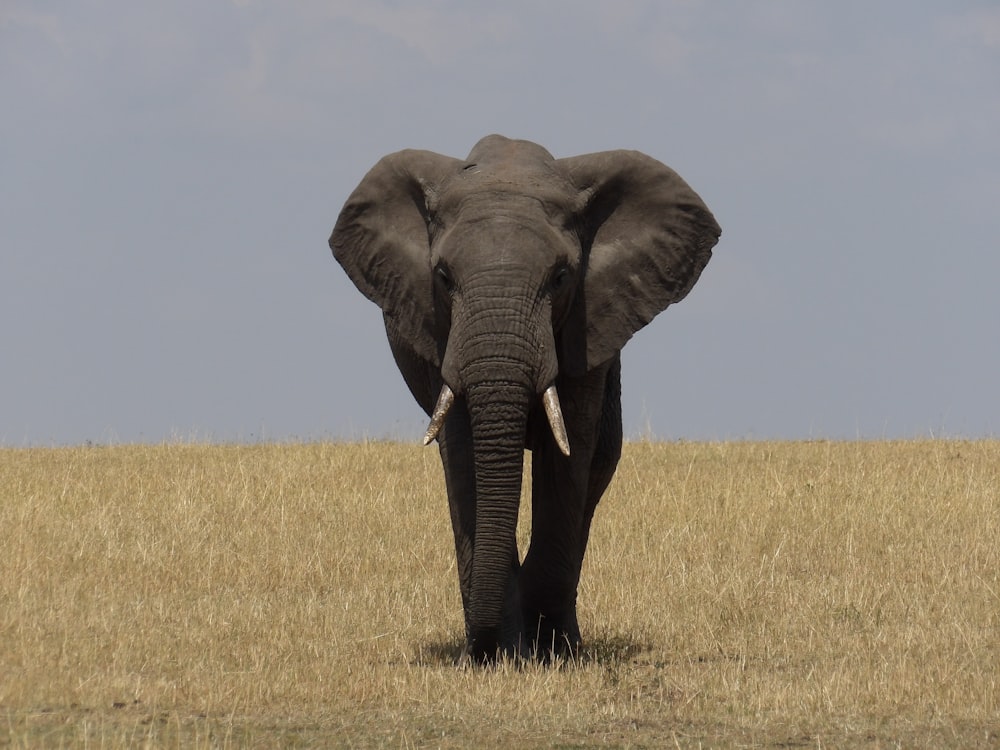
[1,440,998,747]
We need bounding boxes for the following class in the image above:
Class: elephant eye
[435,265,455,293]
[550,265,571,292]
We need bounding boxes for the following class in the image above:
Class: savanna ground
[1,439,998,748]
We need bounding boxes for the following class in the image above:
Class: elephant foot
[462,629,525,665]
[524,609,581,661]
[459,615,579,664]
[462,604,526,665]
[459,568,527,666]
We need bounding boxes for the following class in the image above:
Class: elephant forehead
[434,212,579,267]
[434,181,578,224]
[438,158,576,206]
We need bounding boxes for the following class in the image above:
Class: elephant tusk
[543,386,571,457]
[422,385,455,445]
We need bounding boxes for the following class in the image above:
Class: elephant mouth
[422,383,571,456]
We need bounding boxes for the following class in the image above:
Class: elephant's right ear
[556,151,721,375]
[330,149,462,366]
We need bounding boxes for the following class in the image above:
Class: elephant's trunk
[466,381,532,661]
[463,378,530,660]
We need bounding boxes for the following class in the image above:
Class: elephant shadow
[413,633,650,668]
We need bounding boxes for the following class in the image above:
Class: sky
[2,1,998,446]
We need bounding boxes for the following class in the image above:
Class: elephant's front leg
[520,360,621,658]
[437,402,524,657]
[520,441,589,657]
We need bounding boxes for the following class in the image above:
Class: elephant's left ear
[556,151,721,374]
[330,149,463,366]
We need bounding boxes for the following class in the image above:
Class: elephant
[329,135,720,663]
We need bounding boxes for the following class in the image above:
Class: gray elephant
[330,135,720,663]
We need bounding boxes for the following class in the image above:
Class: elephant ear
[329,149,462,366]
[556,151,721,375]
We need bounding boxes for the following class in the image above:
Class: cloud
[944,6,1000,48]
[0,7,70,86]
[0,8,64,52]
[318,0,515,65]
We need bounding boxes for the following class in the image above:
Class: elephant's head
[330,135,719,658]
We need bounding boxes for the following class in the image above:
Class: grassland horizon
[2,439,997,747]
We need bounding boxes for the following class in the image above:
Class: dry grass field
[1,439,998,748]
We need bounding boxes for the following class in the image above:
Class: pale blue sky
[2,1,998,445]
